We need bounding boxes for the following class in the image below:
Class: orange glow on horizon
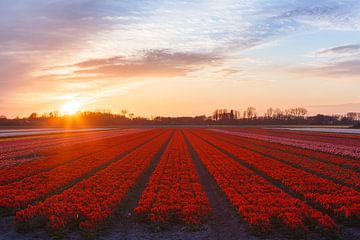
[60,100,83,115]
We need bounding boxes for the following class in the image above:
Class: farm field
[0,127,359,240]
[0,128,115,137]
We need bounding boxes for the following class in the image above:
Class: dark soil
[183,130,253,240]
[191,131,360,240]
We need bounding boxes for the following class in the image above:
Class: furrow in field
[225,130,360,171]
[193,130,360,224]
[228,128,360,147]
[0,129,155,185]
[135,130,211,226]
[15,130,173,231]
[201,130,360,189]
[212,129,360,159]
[184,130,336,235]
[0,129,146,168]
[213,129,360,172]
[0,129,164,214]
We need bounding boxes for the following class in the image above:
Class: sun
[60,100,82,115]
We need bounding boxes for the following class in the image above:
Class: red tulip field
[0,128,359,239]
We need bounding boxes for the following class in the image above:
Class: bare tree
[244,107,257,119]
[273,108,283,119]
[120,109,129,117]
[213,109,219,120]
[297,107,308,118]
[346,112,358,121]
[265,108,274,119]
[28,112,38,119]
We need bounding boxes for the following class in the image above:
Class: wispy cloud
[289,59,360,80]
[276,2,360,30]
[315,44,360,56]
[38,49,221,81]
[292,42,360,80]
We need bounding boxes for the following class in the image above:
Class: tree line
[210,107,360,126]
[0,107,359,127]
[212,107,308,121]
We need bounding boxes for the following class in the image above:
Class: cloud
[40,49,221,80]
[275,2,360,30]
[315,44,360,55]
[289,59,360,80]
[75,57,125,68]
[217,68,242,77]
[0,1,104,51]
[291,42,360,80]
[0,56,36,88]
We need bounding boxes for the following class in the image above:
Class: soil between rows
[0,131,165,217]
[183,130,251,240]
[0,130,159,186]
[191,130,359,240]
[202,130,360,191]
[210,129,360,172]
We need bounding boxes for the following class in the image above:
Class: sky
[0,0,360,118]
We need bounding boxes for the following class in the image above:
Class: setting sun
[60,100,82,115]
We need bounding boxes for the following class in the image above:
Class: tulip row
[202,130,360,188]
[0,129,164,211]
[0,128,146,168]
[219,130,360,171]
[212,129,360,159]
[229,128,360,147]
[135,130,211,226]
[15,130,172,231]
[194,130,360,223]
[184,130,336,234]
[0,129,154,185]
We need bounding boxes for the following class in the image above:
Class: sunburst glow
[60,100,82,115]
